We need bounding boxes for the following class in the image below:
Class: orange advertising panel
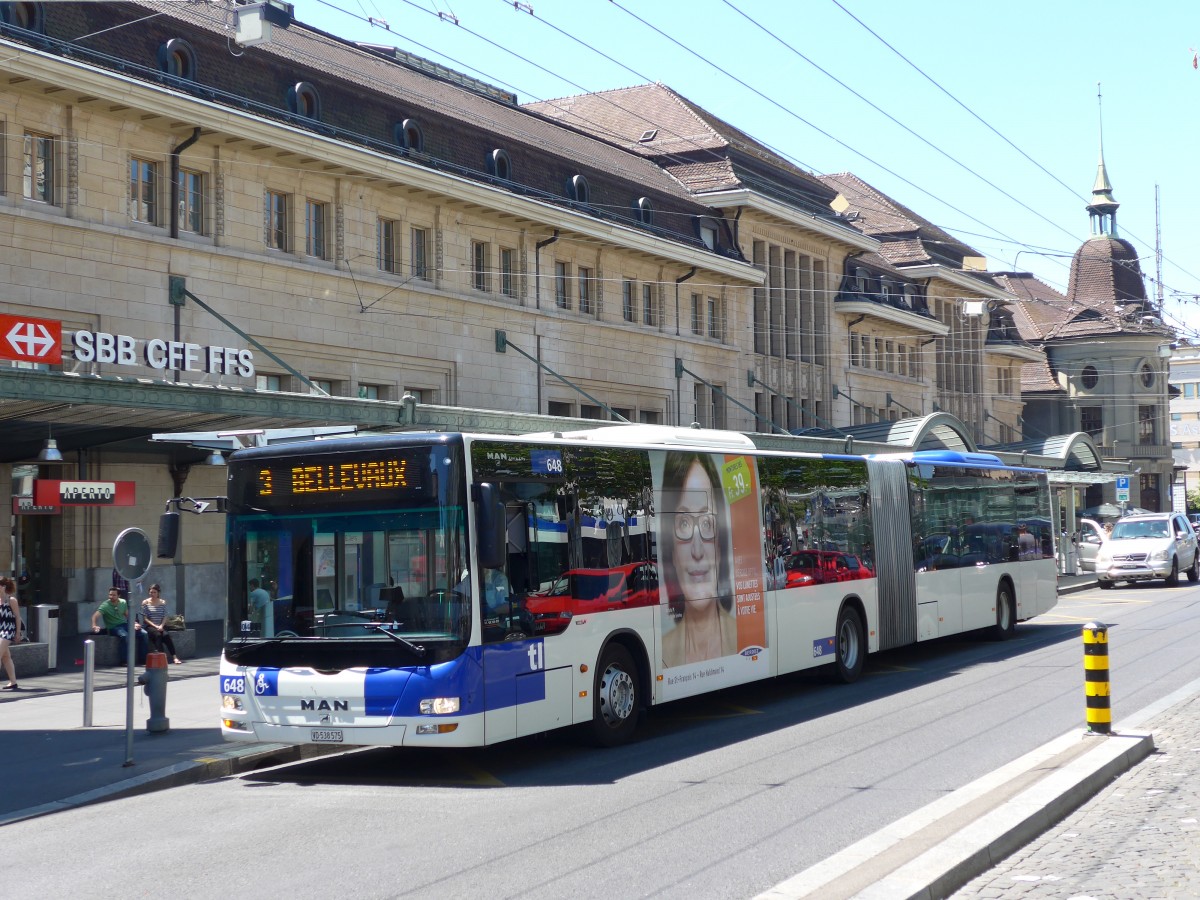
[655,450,767,695]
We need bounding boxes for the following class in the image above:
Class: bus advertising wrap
[654,450,767,700]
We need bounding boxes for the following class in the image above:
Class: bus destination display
[255,453,425,503]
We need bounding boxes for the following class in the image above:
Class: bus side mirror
[473,483,506,570]
[157,510,180,558]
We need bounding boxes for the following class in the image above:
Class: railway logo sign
[0,314,62,365]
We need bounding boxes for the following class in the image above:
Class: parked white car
[1096,513,1200,588]
[1076,518,1106,573]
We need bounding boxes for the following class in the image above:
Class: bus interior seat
[381,586,405,621]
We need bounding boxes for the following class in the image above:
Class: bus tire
[831,605,865,684]
[588,644,639,747]
[989,583,1016,640]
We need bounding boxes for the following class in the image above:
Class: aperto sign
[33,480,136,508]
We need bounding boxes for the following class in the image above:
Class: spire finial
[1088,82,1118,235]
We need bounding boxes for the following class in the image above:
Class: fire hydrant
[143,651,170,733]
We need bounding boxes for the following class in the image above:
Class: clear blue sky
[293,0,1199,340]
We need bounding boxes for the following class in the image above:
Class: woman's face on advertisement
[673,460,719,611]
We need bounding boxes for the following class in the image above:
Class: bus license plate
[311,729,343,743]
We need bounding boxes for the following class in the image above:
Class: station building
[0,1,1153,643]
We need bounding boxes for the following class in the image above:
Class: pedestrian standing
[140,583,182,664]
[0,576,23,690]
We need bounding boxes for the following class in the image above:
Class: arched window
[287,82,321,120]
[488,149,512,181]
[635,196,654,226]
[1,2,44,32]
[567,174,590,204]
[157,38,197,81]
[394,119,424,153]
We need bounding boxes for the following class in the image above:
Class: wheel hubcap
[839,620,859,668]
[599,665,635,726]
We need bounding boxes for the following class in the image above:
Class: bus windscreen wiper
[361,622,427,658]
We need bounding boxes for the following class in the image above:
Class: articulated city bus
[217,425,1057,747]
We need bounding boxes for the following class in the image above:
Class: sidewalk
[0,650,328,826]
[951,684,1200,899]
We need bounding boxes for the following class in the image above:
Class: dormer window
[638,129,658,143]
[395,119,424,153]
[157,39,197,80]
[635,197,654,226]
[854,267,870,293]
[567,174,590,204]
[488,149,512,181]
[1,2,44,33]
[901,284,917,308]
[693,216,720,250]
[287,82,321,120]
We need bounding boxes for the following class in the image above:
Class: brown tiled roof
[1021,359,1064,394]
[125,2,706,209]
[994,272,1165,343]
[524,84,837,207]
[817,172,980,265]
[875,239,931,266]
[1067,236,1148,307]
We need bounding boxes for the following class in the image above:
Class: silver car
[1076,518,1106,573]
[1096,513,1200,588]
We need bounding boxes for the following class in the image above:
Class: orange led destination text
[291,459,409,494]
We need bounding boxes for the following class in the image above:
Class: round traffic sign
[112,527,153,581]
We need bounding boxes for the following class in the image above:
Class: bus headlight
[419,697,461,715]
[222,695,244,711]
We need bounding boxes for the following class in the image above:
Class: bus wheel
[832,605,865,684]
[589,644,639,747]
[989,584,1016,640]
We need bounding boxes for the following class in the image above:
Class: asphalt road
[10,581,1200,900]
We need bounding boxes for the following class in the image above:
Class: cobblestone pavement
[951,693,1200,899]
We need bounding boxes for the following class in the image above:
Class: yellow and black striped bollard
[1083,621,1110,734]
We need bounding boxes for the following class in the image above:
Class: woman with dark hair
[660,452,736,667]
[141,584,182,664]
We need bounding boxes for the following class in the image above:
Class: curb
[0,741,343,827]
[757,729,1154,900]
[1057,579,1096,595]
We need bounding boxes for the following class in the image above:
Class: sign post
[113,528,152,767]
[1115,475,1130,504]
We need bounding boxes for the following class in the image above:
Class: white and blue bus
[217,425,1057,747]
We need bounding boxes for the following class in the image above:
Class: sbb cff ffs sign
[33,480,136,507]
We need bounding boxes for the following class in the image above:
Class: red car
[784,550,873,588]
[524,563,659,634]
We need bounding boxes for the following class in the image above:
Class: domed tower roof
[1067,148,1149,314]
[1067,234,1147,309]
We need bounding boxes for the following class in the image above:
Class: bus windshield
[224,439,468,666]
